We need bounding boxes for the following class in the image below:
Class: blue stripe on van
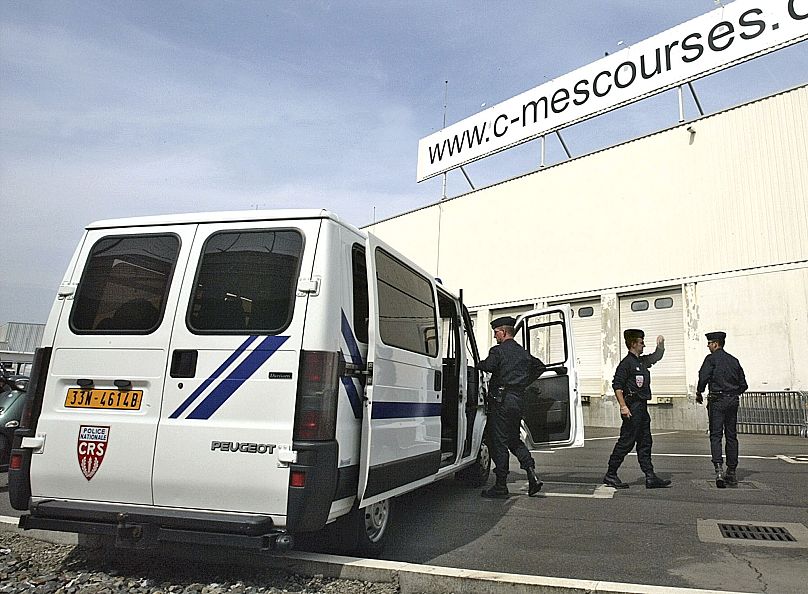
[169,335,259,419]
[340,310,364,419]
[341,375,363,419]
[371,401,442,419]
[185,335,289,420]
[340,311,363,366]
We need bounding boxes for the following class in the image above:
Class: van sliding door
[359,234,442,507]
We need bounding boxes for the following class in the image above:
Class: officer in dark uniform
[603,329,672,489]
[478,316,545,499]
[696,331,748,488]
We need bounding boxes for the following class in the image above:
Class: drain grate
[718,523,796,542]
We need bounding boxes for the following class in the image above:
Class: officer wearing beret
[603,329,672,489]
[696,331,748,488]
[478,316,546,498]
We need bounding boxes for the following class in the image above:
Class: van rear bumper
[20,500,293,551]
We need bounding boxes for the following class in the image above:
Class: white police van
[9,209,582,555]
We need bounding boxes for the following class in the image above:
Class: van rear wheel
[456,441,491,487]
[348,498,392,557]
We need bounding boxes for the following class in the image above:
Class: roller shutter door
[619,289,686,397]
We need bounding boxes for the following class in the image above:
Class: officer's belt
[708,392,737,400]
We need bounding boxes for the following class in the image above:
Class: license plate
[64,388,143,410]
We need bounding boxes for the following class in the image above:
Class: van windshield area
[71,234,180,334]
[188,229,303,334]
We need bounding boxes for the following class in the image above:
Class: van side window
[71,234,180,334]
[375,248,438,357]
[351,244,369,343]
[188,229,303,334]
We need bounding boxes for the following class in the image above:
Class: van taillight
[293,350,340,441]
[19,347,52,433]
[9,452,23,471]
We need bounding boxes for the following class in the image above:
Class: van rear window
[71,234,180,333]
[188,229,303,334]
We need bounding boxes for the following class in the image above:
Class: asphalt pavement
[2,428,807,593]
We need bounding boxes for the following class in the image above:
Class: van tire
[455,441,490,487]
[345,498,392,557]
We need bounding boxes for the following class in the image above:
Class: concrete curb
[0,516,744,594]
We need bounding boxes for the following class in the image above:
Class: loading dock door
[619,289,686,397]
[559,299,602,398]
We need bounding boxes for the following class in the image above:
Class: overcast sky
[2,0,806,325]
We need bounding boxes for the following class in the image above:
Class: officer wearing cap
[603,329,672,489]
[696,331,748,488]
[477,316,546,499]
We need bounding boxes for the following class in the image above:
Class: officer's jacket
[478,338,545,393]
[697,348,748,396]
[612,347,665,401]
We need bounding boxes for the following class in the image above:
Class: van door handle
[434,370,442,392]
[170,350,198,378]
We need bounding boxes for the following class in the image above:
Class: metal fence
[737,391,808,437]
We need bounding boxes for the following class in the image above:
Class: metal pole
[687,82,705,117]
[540,135,546,168]
[556,130,572,159]
[460,166,475,190]
[441,80,448,201]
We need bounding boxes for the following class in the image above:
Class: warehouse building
[366,84,808,430]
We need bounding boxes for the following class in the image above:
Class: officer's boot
[603,470,629,489]
[645,473,672,489]
[481,475,510,499]
[714,463,726,489]
[526,467,543,497]
[724,466,738,487]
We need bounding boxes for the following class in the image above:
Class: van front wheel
[349,498,392,557]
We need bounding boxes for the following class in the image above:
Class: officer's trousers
[607,399,654,476]
[707,395,739,468]
[490,391,535,481]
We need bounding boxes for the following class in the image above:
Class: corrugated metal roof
[0,322,45,353]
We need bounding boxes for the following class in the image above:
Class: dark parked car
[1,374,28,472]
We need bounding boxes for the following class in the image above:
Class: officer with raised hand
[696,331,748,488]
[603,329,672,489]
[478,316,545,499]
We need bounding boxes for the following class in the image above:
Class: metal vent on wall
[718,524,796,542]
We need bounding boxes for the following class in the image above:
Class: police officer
[603,329,672,489]
[696,331,748,488]
[478,316,545,499]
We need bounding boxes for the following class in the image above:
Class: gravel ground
[0,531,399,594]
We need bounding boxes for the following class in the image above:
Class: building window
[631,300,649,312]
[577,306,594,318]
[654,297,674,309]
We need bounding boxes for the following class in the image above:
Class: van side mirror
[14,378,28,392]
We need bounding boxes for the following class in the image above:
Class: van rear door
[152,221,314,516]
[359,234,442,507]
[515,305,584,449]
[29,226,195,504]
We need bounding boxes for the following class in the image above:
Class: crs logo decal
[77,425,109,481]
[635,375,644,388]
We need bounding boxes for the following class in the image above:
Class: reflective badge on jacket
[635,375,644,388]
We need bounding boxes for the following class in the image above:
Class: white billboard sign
[417,0,808,182]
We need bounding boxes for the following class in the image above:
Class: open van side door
[515,305,584,449]
[358,234,442,507]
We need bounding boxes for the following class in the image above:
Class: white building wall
[367,85,808,430]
